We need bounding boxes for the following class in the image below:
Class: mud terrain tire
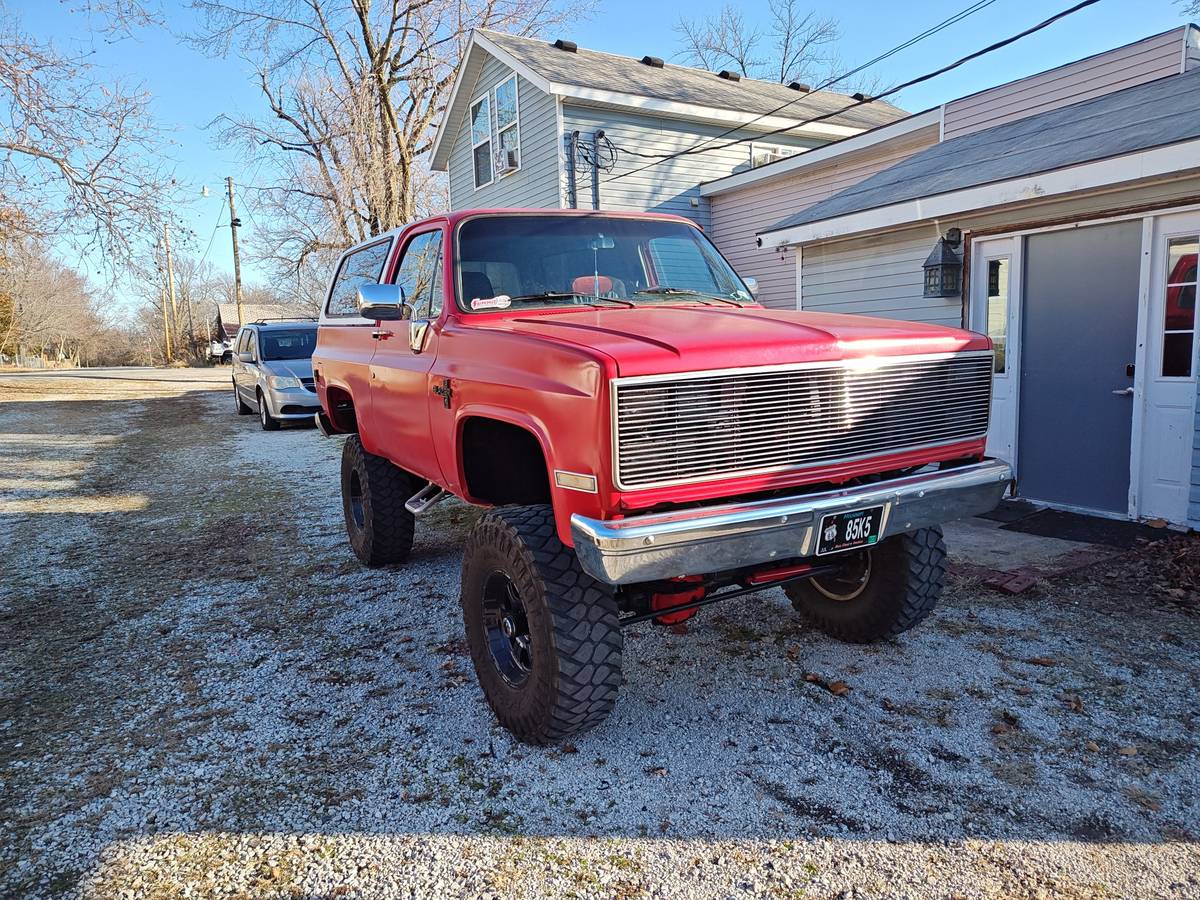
[785,526,946,643]
[461,505,623,744]
[340,435,416,567]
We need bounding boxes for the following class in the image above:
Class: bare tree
[189,0,588,293]
[675,0,838,84]
[0,10,176,270]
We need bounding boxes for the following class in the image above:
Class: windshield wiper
[508,291,636,309]
[635,287,746,307]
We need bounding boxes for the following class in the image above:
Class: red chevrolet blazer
[313,208,1010,744]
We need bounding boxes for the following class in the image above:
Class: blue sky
[12,0,1196,291]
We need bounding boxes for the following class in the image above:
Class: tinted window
[327,240,392,317]
[261,329,317,361]
[247,331,258,359]
[394,231,444,319]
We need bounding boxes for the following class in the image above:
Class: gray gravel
[1,368,1198,899]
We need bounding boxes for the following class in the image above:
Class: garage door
[1017,221,1141,514]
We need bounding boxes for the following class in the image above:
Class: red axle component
[744,562,814,586]
[650,575,706,625]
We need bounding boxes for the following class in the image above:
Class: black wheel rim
[348,470,366,528]
[812,551,872,602]
[482,570,533,686]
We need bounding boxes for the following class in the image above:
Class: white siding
[942,28,1186,141]
[709,128,938,310]
[562,104,822,229]
[448,57,561,211]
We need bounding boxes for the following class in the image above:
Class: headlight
[267,375,302,389]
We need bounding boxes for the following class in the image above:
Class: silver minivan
[231,320,321,430]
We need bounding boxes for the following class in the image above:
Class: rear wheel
[257,391,280,431]
[340,435,416,566]
[785,526,946,643]
[461,505,623,744]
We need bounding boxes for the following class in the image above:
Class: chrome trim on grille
[611,351,993,492]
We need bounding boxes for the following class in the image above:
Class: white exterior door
[969,236,1020,471]
[1138,212,1199,525]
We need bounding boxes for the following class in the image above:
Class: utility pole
[226,176,245,328]
[162,223,182,360]
[160,283,173,363]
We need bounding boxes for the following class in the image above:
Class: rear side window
[326,240,392,317]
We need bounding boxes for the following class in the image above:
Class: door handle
[1111,387,1134,397]
[371,329,393,340]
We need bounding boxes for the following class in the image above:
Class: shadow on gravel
[2,387,1199,898]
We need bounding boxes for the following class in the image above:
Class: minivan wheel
[340,435,416,567]
[784,526,946,643]
[257,391,280,431]
[461,505,623,744]
[234,382,252,415]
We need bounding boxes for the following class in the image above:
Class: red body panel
[314,209,990,548]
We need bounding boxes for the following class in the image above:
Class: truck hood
[484,306,988,376]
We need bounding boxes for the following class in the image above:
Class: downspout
[565,131,579,209]
[591,130,604,210]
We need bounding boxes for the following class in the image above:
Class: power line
[605,0,1101,185]
[198,195,228,267]
[627,0,1000,165]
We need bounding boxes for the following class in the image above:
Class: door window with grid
[1162,236,1197,377]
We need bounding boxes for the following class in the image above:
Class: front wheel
[234,383,252,415]
[461,506,623,744]
[785,526,946,643]
[257,391,280,431]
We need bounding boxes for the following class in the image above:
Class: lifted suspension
[618,561,843,627]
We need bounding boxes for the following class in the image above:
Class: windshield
[456,215,752,312]
[260,329,317,361]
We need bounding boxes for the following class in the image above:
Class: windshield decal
[471,294,512,311]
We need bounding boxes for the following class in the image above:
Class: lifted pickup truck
[313,209,1011,744]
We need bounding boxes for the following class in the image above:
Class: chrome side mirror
[743,276,760,299]
[357,283,412,321]
[238,350,254,363]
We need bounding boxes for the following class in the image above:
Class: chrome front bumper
[570,459,1013,585]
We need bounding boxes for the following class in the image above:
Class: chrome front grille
[612,351,993,490]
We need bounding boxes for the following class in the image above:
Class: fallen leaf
[561,743,579,754]
[1062,693,1084,713]
[644,766,668,777]
[1118,745,1139,756]
[1028,656,1057,667]
[1014,686,1033,696]
[827,680,851,696]
[786,645,802,662]
[991,709,1021,735]
[881,698,898,712]
[1084,740,1100,752]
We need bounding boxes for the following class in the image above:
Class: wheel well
[461,418,551,506]
[326,386,358,432]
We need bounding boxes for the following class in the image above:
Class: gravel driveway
[1,368,1198,899]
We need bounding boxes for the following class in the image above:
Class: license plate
[816,506,884,556]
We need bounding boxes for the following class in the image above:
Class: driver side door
[367,227,447,484]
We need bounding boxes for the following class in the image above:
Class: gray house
[429,28,905,282]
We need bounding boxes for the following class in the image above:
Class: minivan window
[261,329,318,361]
[327,240,392,317]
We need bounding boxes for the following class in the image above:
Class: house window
[749,143,797,168]
[986,258,1010,373]
[470,95,493,189]
[1162,235,1198,377]
[494,75,520,176]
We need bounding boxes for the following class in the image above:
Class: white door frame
[968,236,1021,473]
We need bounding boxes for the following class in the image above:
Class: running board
[405,483,449,516]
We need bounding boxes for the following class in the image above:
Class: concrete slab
[944,516,1095,571]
